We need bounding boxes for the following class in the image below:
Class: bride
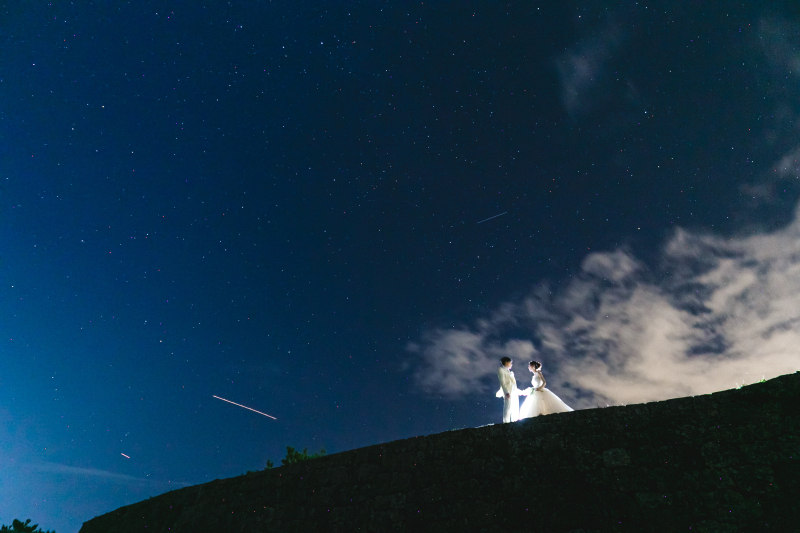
[519,360,573,419]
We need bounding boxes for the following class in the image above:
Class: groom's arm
[497,368,512,398]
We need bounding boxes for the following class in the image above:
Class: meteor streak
[477,211,508,224]
[121,453,130,459]
[213,395,277,419]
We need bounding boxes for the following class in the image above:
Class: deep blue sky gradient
[2,2,800,531]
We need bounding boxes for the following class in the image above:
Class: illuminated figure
[519,360,573,419]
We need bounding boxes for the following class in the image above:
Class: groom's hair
[500,357,512,365]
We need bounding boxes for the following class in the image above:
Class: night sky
[4,2,800,531]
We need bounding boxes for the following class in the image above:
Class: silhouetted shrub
[265,446,327,469]
[1,518,55,533]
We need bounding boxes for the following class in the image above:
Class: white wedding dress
[519,372,573,419]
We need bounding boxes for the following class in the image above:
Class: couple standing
[496,357,573,423]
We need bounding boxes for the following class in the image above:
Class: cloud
[758,17,800,77]
[412,206,800,407]
[775,148,800,179]
[412,330,535,397]
[556,19,624,118]
[415,12,800,408]
[28,462,151,483]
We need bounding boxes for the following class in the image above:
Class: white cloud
[413,206,800,407]
[416,13,800,407]
[28,462,151,483]
[413,330,537,397]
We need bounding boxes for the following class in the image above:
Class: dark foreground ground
[81,372,800,532]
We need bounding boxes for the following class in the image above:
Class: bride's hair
[529,360,541,370]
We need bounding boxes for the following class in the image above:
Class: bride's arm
[538,371,546,391]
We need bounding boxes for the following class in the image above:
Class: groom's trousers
[503,395,519,423]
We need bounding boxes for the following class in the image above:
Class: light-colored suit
[496,366,519,423]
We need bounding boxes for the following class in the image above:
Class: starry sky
[4,2,800,531]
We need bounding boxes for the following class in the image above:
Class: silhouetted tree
[265,446,326,469]
[281,446,326,465]
[1,519,55,533]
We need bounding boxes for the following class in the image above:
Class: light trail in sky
[477,211,508,224]
[120,453,130,459]
[212,395,277,419]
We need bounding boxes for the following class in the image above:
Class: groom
[496,357,520,423]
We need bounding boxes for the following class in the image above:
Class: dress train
[519,373,573,419]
